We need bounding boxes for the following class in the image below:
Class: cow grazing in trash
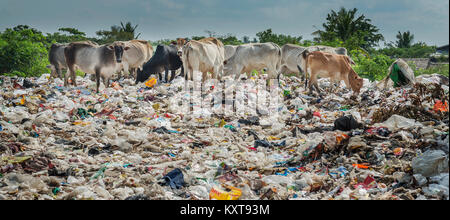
[135,44,183,84]
[117,40,154,79]
[48,41,98,80]
[280,44,353,80]
[298,51,363,95]
[64,41,129,92]
[223,42,282,81]
[181,37,225,82]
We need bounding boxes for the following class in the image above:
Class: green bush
[256,29,302,46]
[378,42,436,58]
[350,50,394,81]
[0,28,49,77]
[411,64,449,78]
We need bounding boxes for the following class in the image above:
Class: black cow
[136,44,183,84]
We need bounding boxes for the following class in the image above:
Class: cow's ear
[124,46,130,50]
[108,45,114,50]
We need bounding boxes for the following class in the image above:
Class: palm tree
[96,21,141,44]
[313,7,384,49]
[395,31,414,48]
[120,22,141,39]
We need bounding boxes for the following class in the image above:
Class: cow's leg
[71,67,77,86]
[164,66,169,83]
[213,65,221,81]
[189,67,194,82]
[202,72,208,83]
[95,70,101,93]
[131,68,137,79]
[308,72,319,95]
[170,70,176,82]
[65,65,75,87]
[117,70,122,80]
[180,66,185,78]
[343,77,352,93]
[246,70,252,80]
[64,69,70,86]
[102,76,110,88]
[56,66,63,79]
[233,65,243,81]
[217,64,223,82]
[156,72,162,82]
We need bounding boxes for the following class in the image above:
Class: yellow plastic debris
[2,156,32,164]
[209,185,242,200]
[145,77,157,88]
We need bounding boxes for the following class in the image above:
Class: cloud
[0,0,448,46]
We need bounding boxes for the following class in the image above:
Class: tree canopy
[313,7,384,50]
[256,29,302,46]
[395,31,414,48]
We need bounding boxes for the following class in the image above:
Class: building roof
[436,44,449,51]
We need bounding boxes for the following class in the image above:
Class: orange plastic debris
[352,164,369,169]
[19,95,25,105]
[393,147,403,156]
[433,100,448,113]
[111,82,122,90]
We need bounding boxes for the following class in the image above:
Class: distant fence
[402,58,449,70]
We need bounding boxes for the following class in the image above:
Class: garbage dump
[0,72,448,200]
[380,59,416,89]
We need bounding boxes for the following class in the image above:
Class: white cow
[182,37,225,82]
[224,45,238,61]
[64,41,129,92]
[223,42,282,80]
[48,43,69,79]
[117,40,154,79]
[48,41,98,80]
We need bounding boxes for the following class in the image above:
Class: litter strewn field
[0,73,448,200]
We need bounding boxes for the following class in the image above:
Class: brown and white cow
[223,42,282,80]
[64,41,129,92]
[181,37,225,82]
[280,44,354,78]
[117,40,154,79]
[298,51,363,95]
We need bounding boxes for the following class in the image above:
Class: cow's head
[348,69,364,94]
[135,68,151,84]
[108,44,130,63]
[173,38,187,56]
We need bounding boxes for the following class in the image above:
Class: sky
[0,0,448,47]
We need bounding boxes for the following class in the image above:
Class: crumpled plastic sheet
[0,73,448,200]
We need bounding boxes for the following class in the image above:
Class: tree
[256,29,302,46]
[0,26,49,76]
[378,42,436,58]
[96,21,141,44]
[395,31,414,48]
[313,7,384,50]
[217,34,242,45]
[45,28,94,46]
[242,36,250,44]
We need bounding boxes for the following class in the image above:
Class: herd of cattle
[48,37,364,94]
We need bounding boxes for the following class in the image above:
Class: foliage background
[0,9,448,80]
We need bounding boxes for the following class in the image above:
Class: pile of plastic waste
[0,72,448,200]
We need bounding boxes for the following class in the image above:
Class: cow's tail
[183,45,192,80]
[298,51,309,89]
[276,47,282,85]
